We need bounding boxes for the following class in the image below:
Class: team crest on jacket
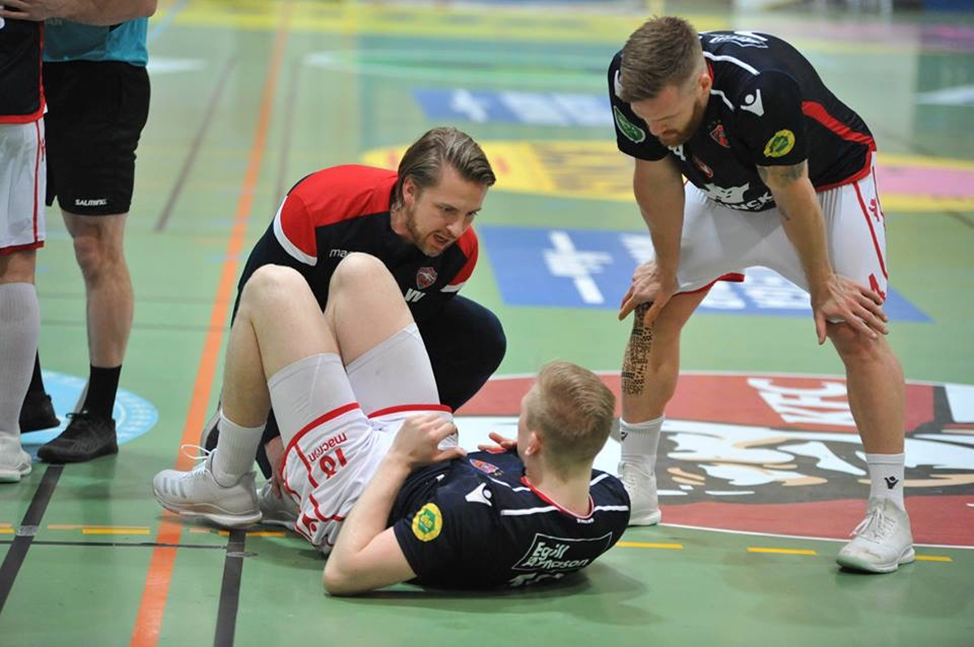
[416,266,438,289]
[693,156,714,179]
[710,123,730,148]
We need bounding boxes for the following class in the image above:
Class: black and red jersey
[609,30,876,212]
[240,165,479,322]
[0,17,44,122]
[391,450,630,589]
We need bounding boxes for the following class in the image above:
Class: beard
[402,203,442,257]
[660,96,708,147]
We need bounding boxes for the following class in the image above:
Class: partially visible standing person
[0,6,45,481]
[0,0,157,463]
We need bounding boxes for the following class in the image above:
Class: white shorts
[671,167,889,301]
[0,120,46,254]
[268,324,452,553]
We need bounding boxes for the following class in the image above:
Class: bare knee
[329,253,388,293]
[244,265,306,308]
[71,228,124,282]
[0,249,37,284]
[827,322,890,365]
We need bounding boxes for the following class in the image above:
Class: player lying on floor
[152,253,630,594]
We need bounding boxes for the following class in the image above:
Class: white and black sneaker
[153,446,261,528]
[836,498,914,573]
[619,461,662,526]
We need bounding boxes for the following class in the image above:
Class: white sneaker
[619,461,662,525]
[0,434,32,483]
[152,447,261,528]
[836,498,914,573]
[256,480,298,530]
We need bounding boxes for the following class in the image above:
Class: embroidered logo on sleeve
[412,503,443,542]
[763,129,796,158]
[613,106,646,143]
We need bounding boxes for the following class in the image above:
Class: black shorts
[43,60,150,216]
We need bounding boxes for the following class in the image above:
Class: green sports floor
[2,0,973,645]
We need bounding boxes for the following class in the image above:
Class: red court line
[129,6,293,646]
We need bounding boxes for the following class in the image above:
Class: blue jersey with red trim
[0,17,44,122]
[390,450,630,589]
[608,31,876,212]
[239,165,479,322]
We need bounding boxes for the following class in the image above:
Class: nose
[446,218,466,239]
[647,120,665,136]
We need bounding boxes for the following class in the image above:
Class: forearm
[62,0,156,25]
[327,455,411,570]
[634,162,685,276]
[760,163,833,293]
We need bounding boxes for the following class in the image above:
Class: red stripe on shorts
[367,403,453,419]
[853,180,888,280]
[33,119,40,242]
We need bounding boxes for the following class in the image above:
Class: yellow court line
[617,541,683,550]
[915,555,953,563]
[748,547,817,556]
[82,528,152,536]
[188,528,212,534]
[0,528,14,535]
[216,530,287,537]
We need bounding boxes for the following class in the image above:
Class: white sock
[620,415,664,472]
[0,283,40,436]
[866,452,906,510]
[211,410,265,487]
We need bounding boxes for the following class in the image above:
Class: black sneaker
[19,391,61,433]
[37,411,118,463]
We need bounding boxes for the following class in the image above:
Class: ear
[402,177,418,207]
[698,68,712,95]
[523,430,543,457]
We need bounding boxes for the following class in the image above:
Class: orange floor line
[128,5,294,646]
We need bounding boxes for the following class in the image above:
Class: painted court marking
[129,5,294,647]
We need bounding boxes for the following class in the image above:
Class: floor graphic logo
[477,226,929,322]
[456,373,974,546]
[20,372,158,457]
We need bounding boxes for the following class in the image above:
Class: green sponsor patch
[614,106,646,143]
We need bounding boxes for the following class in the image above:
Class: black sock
[82,365,122,419]
[27,352,46,396]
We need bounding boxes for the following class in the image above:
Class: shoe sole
[20,415,61,433]
[37,443,118,464]
[154,489,262,528]
[628,509,662,526]
[0,465,31,483]
[836,546,916,573]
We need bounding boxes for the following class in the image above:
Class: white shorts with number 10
[269,323,452,554]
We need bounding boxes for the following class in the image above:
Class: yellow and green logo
[411,503,443,542]
[763,129,796,158]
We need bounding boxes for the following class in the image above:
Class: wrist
[379,452,415,479]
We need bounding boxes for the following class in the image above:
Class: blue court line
[147,0,189,46]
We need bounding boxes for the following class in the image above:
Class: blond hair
[525,361,616,474]
[393,127,495,208]
[618,16,703,103]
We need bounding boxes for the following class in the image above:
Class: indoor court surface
[2,0,973,644]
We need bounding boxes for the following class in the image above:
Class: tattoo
[621,303,653,396]
[757,160,807,185]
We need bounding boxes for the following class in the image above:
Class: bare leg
[618,289,709,525]
[827,322,905,454]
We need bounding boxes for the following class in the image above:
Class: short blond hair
[525,361,615,474]
[619,16,702,103]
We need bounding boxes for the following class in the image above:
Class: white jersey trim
[704,51,759,76]
[500,506,559,517]
[593,505,630,513]
[589,473,611,486]
[441,282,464,293]
[273,201,317,267]
[710,89,735,111]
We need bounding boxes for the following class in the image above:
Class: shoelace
[179,444,212,467]
[850,506,894,540]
